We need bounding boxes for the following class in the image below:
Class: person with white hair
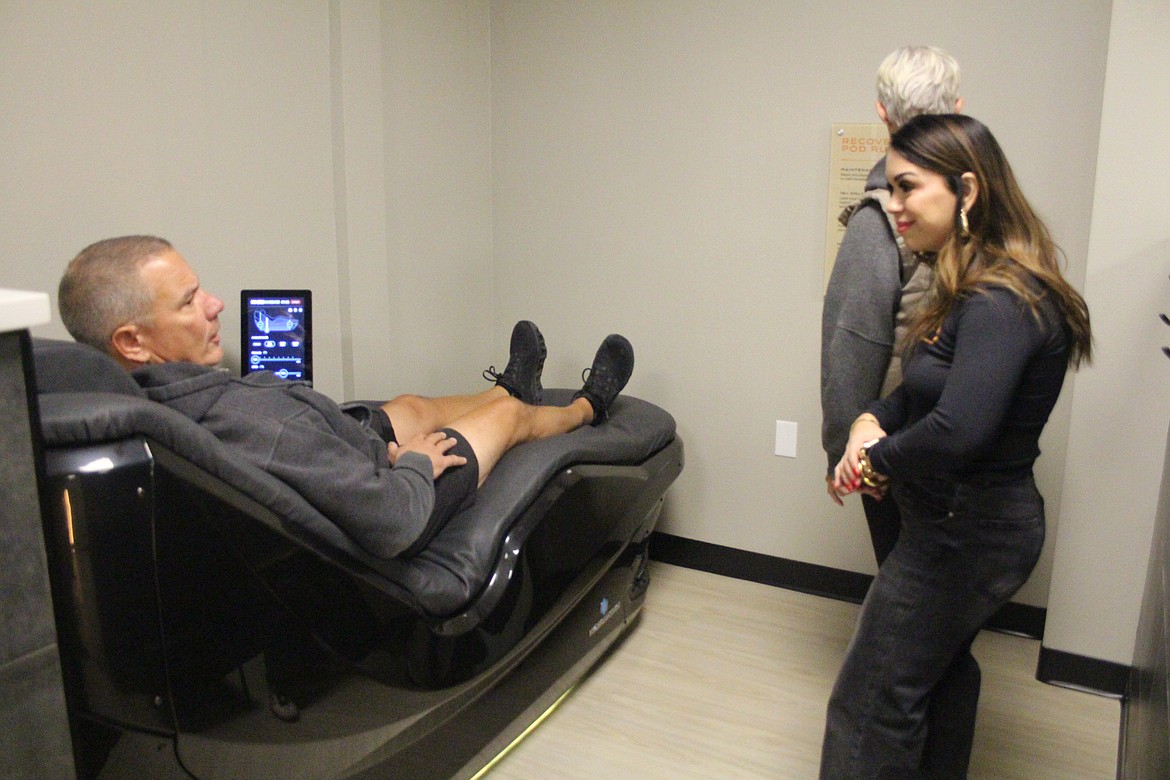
[818,44,965,778]
[822,45,964,561]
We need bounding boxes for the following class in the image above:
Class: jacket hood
[133,362,233,422]
[866,156,889,191]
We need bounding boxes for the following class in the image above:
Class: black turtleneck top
[867,283,1071,480]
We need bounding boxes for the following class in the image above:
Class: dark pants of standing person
[862,491,901,567]
[861,489,980,777]
[820,474,1045,779]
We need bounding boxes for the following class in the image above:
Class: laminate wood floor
[485,562,1120,779]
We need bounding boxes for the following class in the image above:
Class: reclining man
[58,235,634,559]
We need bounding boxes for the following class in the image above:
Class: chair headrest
[32,339,144,397]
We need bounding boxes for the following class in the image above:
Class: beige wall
[1044,0,1170,665]
[489,0,1109,607]
[333,0,495,399]
[3,0,1159,666]
[373,0,495,397]
[1,1,346,393]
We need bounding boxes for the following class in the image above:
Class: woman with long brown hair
[820,114,1092,779]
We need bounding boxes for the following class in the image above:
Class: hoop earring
[958,208,970,238]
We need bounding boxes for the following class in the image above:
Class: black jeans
[820,474,1045,779]
[862,491,901,566]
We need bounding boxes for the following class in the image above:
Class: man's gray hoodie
[134,362,434,559]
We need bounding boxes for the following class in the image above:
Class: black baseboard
[1037,646,1129,698]
[647,531,1046,639]
[648,531,873,602]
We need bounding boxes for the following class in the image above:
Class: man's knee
[483,394,526,424]
[461,396,531,445]
[382,394,435,433]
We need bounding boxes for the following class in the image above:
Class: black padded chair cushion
[32,340,676,617]
[34,338,144,396]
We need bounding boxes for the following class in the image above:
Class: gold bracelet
[850,414,879,432]
[858,438,889,488]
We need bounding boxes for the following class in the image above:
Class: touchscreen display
[240,290,312,385]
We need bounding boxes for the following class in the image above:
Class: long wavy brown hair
[890,114,1092,368]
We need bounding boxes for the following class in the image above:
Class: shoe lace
[483,366,503,383]
[581,365,611,385]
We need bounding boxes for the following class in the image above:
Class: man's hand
[388,430,467,480]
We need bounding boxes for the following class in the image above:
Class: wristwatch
[858,438,889,488]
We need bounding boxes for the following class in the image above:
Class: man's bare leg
[388,331,633,489]
[380,387,507,445]
[449,333,635,486]
[385,320,547,444]
[446,396,595,486]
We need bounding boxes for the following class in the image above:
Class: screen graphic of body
[242,292,311,384]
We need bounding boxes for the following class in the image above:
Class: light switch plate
[775,420,798,458]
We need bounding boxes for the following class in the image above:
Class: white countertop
[0,289,51,333]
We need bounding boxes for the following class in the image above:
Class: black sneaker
[483,321,545,404]
[574,334,634,425]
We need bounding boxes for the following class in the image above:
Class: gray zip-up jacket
[133,362,434,559]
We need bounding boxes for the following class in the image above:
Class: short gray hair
[58,235,173,354]
[876,46,961,129]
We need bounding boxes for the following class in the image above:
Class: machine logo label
[589,598,621,637]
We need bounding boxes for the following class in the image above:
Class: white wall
[2,1,1153,666]
[0,1,347,395]
[373,0,494,397]
[0,0,494,403]
[331,0,495,400]
[1044,0,1170,666]
[489,0,1110,607]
